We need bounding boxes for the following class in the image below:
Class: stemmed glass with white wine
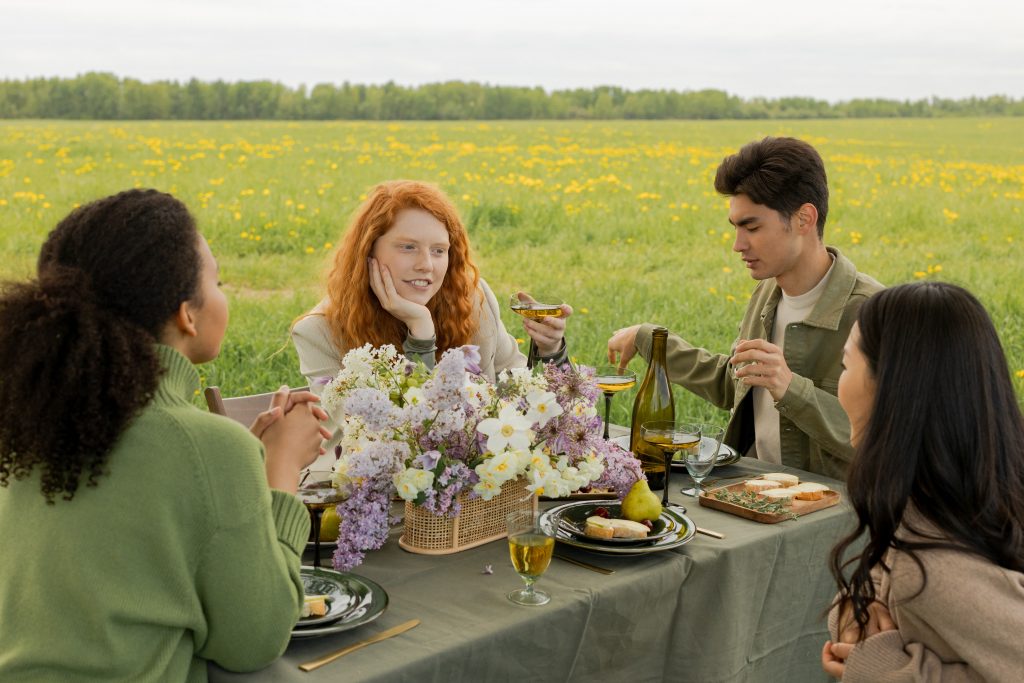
[509,292,565,367]
[641,420,701,506]
[593,365,637,440]
[506,510,554,606]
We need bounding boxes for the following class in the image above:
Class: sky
[3,0,1023,102]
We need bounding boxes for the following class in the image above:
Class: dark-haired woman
[823,282,1024,681]
[0,190,330,680]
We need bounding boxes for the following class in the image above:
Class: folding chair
[203,386,309,428]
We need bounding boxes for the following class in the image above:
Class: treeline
[2,73,1023,120]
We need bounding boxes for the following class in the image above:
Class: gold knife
[298,618,420,672]
[553,552,614,575]
[695,527,725,539]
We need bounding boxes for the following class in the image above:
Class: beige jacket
[828,511,1024,682]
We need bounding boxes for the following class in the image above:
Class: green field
[2,118,1022,425]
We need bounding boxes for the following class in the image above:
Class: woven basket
[398,477,537,555]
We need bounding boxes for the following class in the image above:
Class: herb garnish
[711,489,798,519]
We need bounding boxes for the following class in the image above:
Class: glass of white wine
[593,365,637,439]
[641,420,701,506]
[297,470,343,568]
[506,510,554,606]
[509,292,565,367]
[681,424,725,498]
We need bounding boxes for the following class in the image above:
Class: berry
[593,507,610,518]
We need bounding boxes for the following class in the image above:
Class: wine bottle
[629,327,675,490]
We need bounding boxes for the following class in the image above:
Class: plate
[552,502,677,545]
[291,567,388,639]
[610,434,741,467]
[539,501,695,555]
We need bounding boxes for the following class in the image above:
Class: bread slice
[584,516,615,540]
[762,472,800,487]
[743,479,776,494]
[610,518,650,539]
[301,596,328,618]
[791,482,830,501]
[760,488,797,505]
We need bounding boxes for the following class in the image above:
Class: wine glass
[506,510,554,606]
[297,470,344,568]
[593,365,637,439]
[508,292,565,367]
[641,420,701,506]
[681,424,725,498]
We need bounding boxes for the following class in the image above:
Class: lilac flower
[414,449,442,471]
[422,349,467,412]
[461,345,482,375]
[590,441,645,499]
[345,388,398,433]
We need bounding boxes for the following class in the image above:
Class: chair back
[204,386,309,428]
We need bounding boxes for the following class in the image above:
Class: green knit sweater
[0,346,311,681]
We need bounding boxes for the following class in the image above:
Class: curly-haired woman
[0,189,330,680]
[823,282,1024,681]
[291,180,573,453]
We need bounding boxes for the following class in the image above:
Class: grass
[2,118,1022,425]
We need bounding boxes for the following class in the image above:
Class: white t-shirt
[752,258,835,464]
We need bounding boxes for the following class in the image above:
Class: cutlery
[298,619,420,672]
[553,552,615,575]
[695,527,725,539]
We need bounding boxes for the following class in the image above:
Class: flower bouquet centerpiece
[319,344,643,570]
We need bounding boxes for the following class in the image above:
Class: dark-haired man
[608,137,882,479]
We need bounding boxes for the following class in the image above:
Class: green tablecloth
[209,455,851,682]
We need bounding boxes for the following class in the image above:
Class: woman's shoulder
[889,519,1024,606]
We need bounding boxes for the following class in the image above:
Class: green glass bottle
[629,327,675,490]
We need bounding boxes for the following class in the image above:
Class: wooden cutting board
[699,481,840,523]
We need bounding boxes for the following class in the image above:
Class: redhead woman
[823,282,1024,681]
[291,180,571,446]
[0,190,330,680]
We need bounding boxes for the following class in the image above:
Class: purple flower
[345,388,398,432]
[461,345,482,375]
[415,449,441,471]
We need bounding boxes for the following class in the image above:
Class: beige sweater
[828,511,1024,682]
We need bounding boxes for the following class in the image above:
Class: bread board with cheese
[699,476,840,523]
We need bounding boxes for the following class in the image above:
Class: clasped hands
[822,600,896,679]
[250,387,333,494]
[606,326,793,401]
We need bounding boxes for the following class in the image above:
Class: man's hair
[714,136,828,237]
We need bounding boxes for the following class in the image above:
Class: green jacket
[635,247,883,479]
[0,346,310,682]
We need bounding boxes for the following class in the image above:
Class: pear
[620,479,663,522]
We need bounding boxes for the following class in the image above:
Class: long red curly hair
[323,180,481,357]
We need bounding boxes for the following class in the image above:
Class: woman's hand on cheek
[525,303,572,356]
[368,258,435,339]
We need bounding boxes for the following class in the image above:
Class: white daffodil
[476,404,533,454]
[526,389,564,427]
[477,450,518,485]
[393,467,435,502]
[472,478,502,501]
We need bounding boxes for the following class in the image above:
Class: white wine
[596,376,637,394]
[508,533,554,578]
[510,303,564,319]
[645,433,700,453]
